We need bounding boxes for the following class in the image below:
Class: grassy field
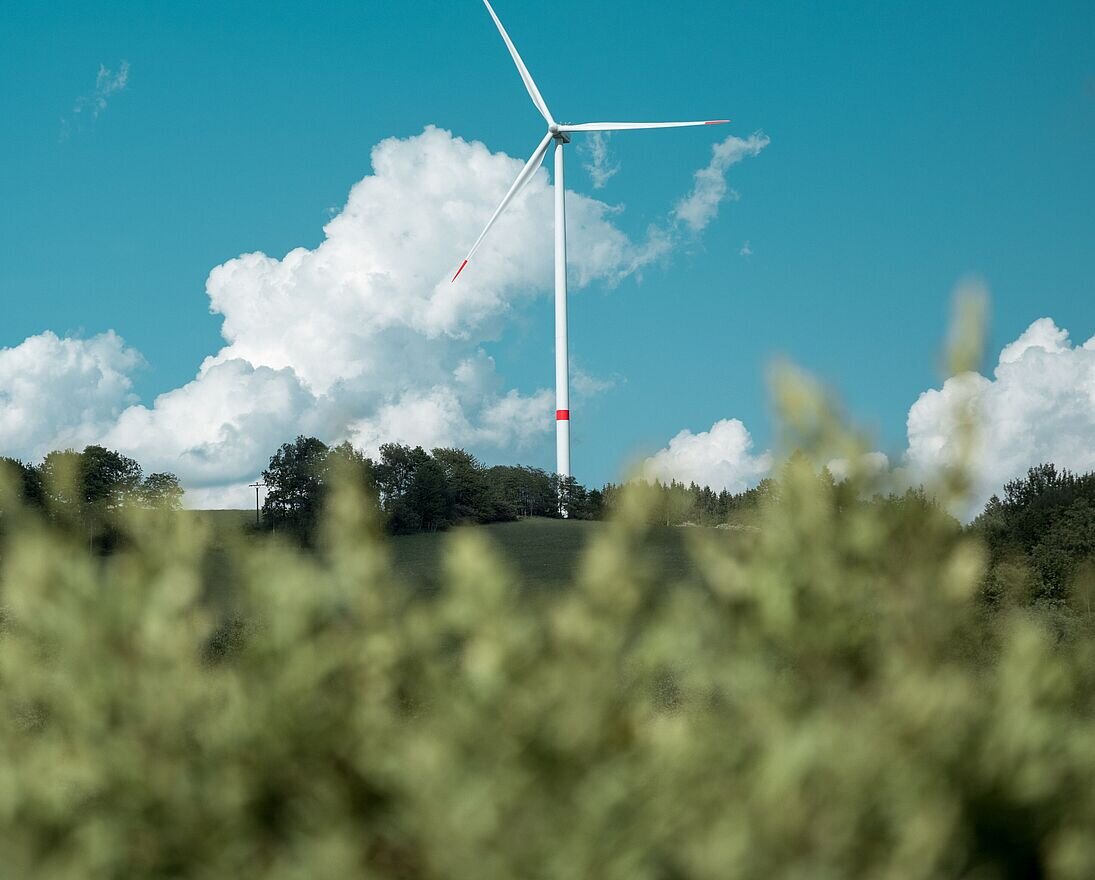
[390,517,603,590]
[184,509,256,531]
[391,517,733,591]
[184,512,729,591]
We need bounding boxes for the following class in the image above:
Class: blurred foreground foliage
[3,353,1095,876]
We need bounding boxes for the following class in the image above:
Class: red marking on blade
[556,410,570,421]
[706,119,731,125]
[451,260,468,283]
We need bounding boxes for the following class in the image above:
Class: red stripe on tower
[556,410,570,421]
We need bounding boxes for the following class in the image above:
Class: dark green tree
[38,446,144,549]
[327,441,377,498]
[0,458,44,509]
[262,437,331,542]
[39,449,84,515]
[374,444,431,507]
[1030,498,1095,602]
[560,476,595,520]
[587,488,605,519]
[394,458,455,533]
[973,464,1095,606]
[262,438,378,543]
[486,465,559,519]
[140,473,185,511]
[79,446,143,512]
[431,448,491,522]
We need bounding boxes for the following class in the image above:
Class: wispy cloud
[739,240,753,257]
[581,132,621,189]
[674,132,770,232]
[62,61,130,139]
[571,366,618,399]
[83,62,130,118]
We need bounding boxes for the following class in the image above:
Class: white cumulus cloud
[204,126,668,394]
[0,331,142,462]
[102,359,326,489]
[3,125,765,504]
[642,418,772,493]
[827,451,890,483]
[905,317,1095,510]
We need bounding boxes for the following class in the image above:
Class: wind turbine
[452,0,728,507]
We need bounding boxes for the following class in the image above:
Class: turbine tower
[453,0,728,507]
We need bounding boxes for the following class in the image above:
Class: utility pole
[249,481,266,528]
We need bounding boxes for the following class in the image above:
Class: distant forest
[3,440,1095,613]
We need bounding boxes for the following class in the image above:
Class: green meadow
[186,512,725,592]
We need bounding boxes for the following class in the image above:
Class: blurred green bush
[2,315,1095,878]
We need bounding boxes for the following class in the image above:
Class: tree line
[0,446,182,549]
[611,460,1095,618]
[260,436,605,542]
[4,439,1094,615]
[974,463,1095,611]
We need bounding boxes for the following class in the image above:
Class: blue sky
[1,0,1093,503]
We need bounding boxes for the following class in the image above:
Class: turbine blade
[481,0,554,125]
[452,132,554,282]
[560,120,730,132]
